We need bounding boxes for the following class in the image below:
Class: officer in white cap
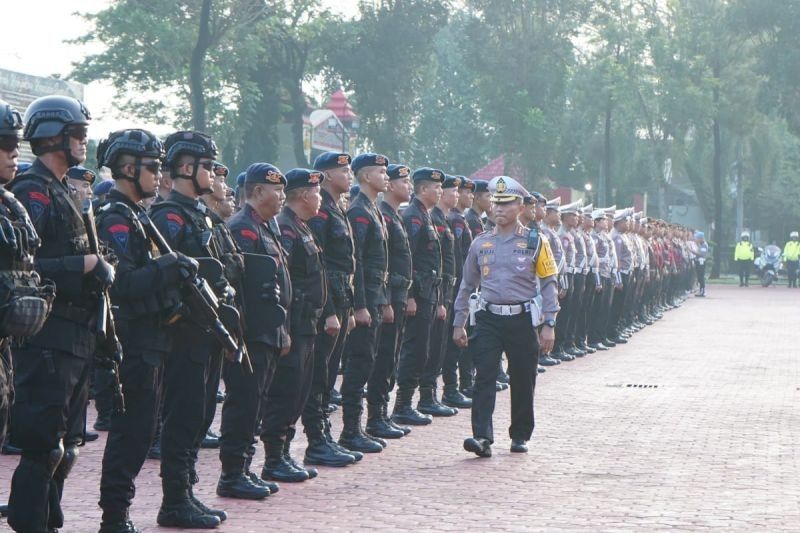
[734,231,755,287]
[783,231,800,288]
[452,176,559,458]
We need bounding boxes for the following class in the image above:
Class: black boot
[304,428,357,467]
[392,388,433,425]
[261,440,309,483]
[442,385,472,408]
[93,412,112,432]
[157,480,220,529]
[417,387,457,417]
[244,453,279,493]
[324,420,363,461]
[100,508,141,533]
[189,485,227,522]
[339,407,384,453]
[283,430,318,479]
[365,403,405,439]
[216,455,270,500]
[382,402,411,435]
[330,388,342,405]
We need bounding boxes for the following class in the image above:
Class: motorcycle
[755,245,782,287]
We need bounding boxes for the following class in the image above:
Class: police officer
[734,232,754,287]
[8,95,115,533]
[465,180,490,238]
[339,153,392,452]
[453,176,559,457]
[370,164,413,438]
[149,130,228,528]
[392,168,444,426]
[783,232,799,288]
[587,208,613,351]
[419,175,460,417]
[542,197,571,362]
[94,128,199,532]
[574,204,600,353]
[262,168,327,482]
[609,209,633,344]
[557,200,583,358]
[66,165,95,204]
[217,163,290,500]
[302,151,358,467]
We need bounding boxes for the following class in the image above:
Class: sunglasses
[0,136,19,152]
[66,125,88,141]
[140,160,162,174]
[197,160,214,171]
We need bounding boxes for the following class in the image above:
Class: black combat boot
[339,407,384,453]
[244,453,279,493]
[365,403,405,439]
[188,484,227,522]
[304,421,356,467]
[417,387,457,417]
[99,508,141,533]
[392,388,433,425]
[216,455,270,500]
[442,385,472,408]
[157,480,220,529]
[383,402,411,435]
[261,440,309,483]
[283,429,318,478]
[324,419,363,461]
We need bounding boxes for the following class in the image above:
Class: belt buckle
[500,305,512,316]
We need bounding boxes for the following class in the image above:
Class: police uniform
[574,204,599,352]
[217,163,290,498]
[587,208,613,349]
[557,200,582,357]
[392,168,444,425]
[371,164,413,433]
[453,176,559,457]
[262,168,327,482]
[783,233,799,288]
[8,95,105,533]
[340,153,391,452]
[464,179,488,239]
[303,152,356,465]
[609,209,633,341]
[542,197,570,361]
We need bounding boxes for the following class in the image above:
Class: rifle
[134,210,247,369]
[82,200,125,415]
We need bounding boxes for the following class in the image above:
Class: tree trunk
[287,80,309,167]
[601,99,613,206]
[189,0,213,131]
[711,94,723,278]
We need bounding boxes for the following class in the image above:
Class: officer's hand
[0,218,18,250]
[156,252,199,281]
[453,327,468,348]
[558,288,567,299]
[354,308,371,327]
[280,336,291,357]
[90,255,115,288]
[347,315,355,333]
[539,325,555,353]
[436,304,446,321]
[615,283,623,291]
[382,305,395,324]
[260,281,280,303]
[406,297,417,316]
[595,284,602,293]
[324,314,341,336]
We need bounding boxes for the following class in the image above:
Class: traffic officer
[441,177,474,407]
[419,174,460,417]
[783,231,799,288]
[734,232,754,287]
[217,163,290,500]
[8,95,114,533]
[557,200,582,358]
[262,168,327,483]
[303,151,358,467]
[94,128,198,532]
[587,207,612,351]
[149,130,228,528]
[392,168,444,426]
[465,179,490,238]
[542,197,570,362]
[693,231,709,296]
[453,176,559,458]
[370,164,413,438]
[339,153,392,452]
[574,204,600,353]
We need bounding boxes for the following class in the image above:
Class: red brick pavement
[1,284,799,531]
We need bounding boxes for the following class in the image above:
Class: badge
[496,178,507,193]
[482,266,490,276]
[337,155,350,166]
[481,241,494,248]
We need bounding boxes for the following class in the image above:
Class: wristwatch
[543,319,556,328]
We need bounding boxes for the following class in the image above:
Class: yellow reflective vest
[784,241,800,261]
[734,241,754,261]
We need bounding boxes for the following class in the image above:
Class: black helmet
[163,131,217,195]
[22,95,90,141]
[0,99,23,137]
[98,128,164,200]
[97,128,163,169]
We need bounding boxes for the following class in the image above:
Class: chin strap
[32,135,80,166]
[173,157,212,196]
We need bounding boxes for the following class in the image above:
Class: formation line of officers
[0,96,701,532]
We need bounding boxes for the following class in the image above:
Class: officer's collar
[321,187,342,209]
[29,158,61,183]
[244,202,266,225]
[167,189,201,208]
[107,188,143,212]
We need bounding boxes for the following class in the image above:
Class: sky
[4,0,359,135]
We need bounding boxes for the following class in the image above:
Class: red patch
[382,214,392,225]
[109,224,129,234]
[354,216,370,226]
[29,191,50,204]
[436,225,446,233]
[240,229,258,241]
[166,213,184,225]
[411,217,422,226]
[315,210,329,220]
[281,229,296,239]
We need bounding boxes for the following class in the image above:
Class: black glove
[156,252,199,283]
[222,253,245,285]
[261,280,280,303]
[0,217,18,252]
[90,255,115,288]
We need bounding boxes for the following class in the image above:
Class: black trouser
[341,305,384,412]
[99,352,162,519]
[220,342,279,461]
[442,302,464,389]
[458,324,476,390]
[554,273,574,350]
[470,310,538,443]
[588,277,612,344]
[369,301,407,404]
[0,342,11,448]
[567,273,586,347]
[786,260,798,287]
[577,274,597,345]
[8,346,90,532]
[608,273,630,337]
[737,260,751,285]
[93,363,115,422]
[396,296,437,393]
[422,286,454,389]
[696,263,706,292]
[304,306,350,439]
[261,332,315,444]
[160,325,214,492]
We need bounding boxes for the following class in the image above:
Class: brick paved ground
[1,284,799,531]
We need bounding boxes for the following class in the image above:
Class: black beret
[245,163,286,186]
[351,153,389,174]
[387,164,411,181]
[285,168,323,191]
[412,167,445,184]
[213,162,229,178]
[473,180,489,193]
[66,166,96,183]
[442,175,463,189]
[457,176,473,190]
[313,151,351,171]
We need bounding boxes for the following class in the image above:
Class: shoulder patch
[165,212,184,239]
[240,229,258,241]
[109,223,130,252]
[27,190,50,222]
[315,209,329,220]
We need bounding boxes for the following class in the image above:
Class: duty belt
[329,271,354,286]
[483,302,530,316]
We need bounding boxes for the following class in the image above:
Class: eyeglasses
[66,125,88,141]
[140,160,162,174]
[197,160,214,171]
[0,136,19,152]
